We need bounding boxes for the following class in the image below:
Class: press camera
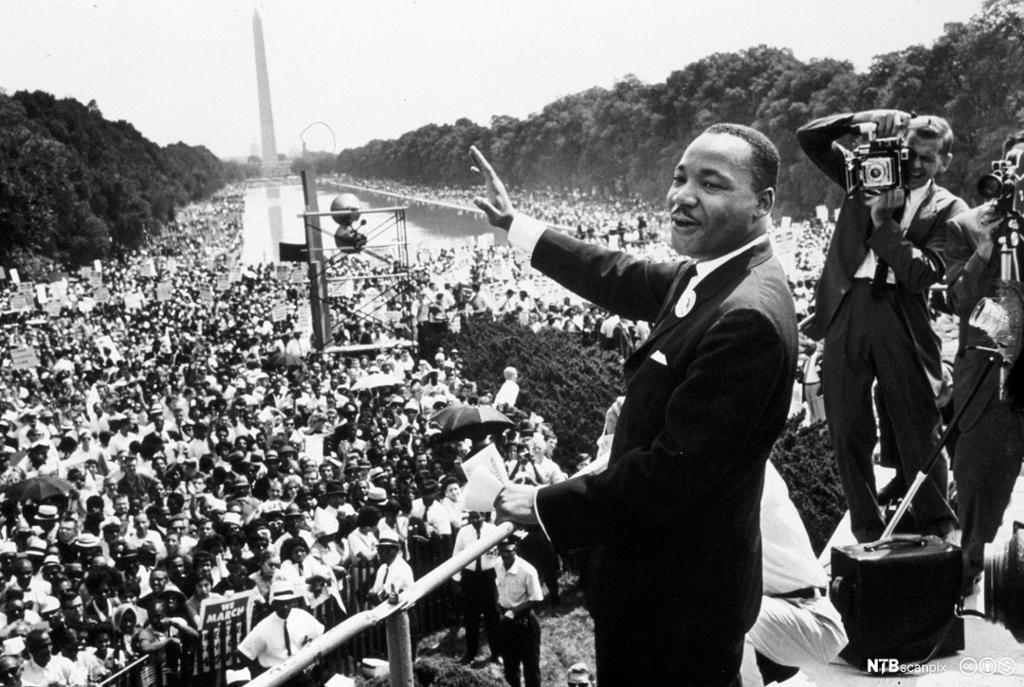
[844,122,910,194]
[977,148,1024,218]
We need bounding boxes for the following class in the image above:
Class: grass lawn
[415,570,595,686]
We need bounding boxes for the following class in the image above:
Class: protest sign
[94,335,122,362]
[296,307,312,332]
[195,593,253,674]
[93,287,110,304]
[7,294,31,312]
[271,303,289,322]
[124,292,143,311]
[155,283,172,302]
[9,346,39,370]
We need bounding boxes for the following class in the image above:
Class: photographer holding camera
[799,109,966,543]
[943,130,1024,591]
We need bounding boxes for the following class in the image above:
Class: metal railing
[248,521,515,687]
[97,655,163,687]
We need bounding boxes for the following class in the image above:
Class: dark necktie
[283,617,292,656]
[870,256,890,301]
[871,204,905,301]
[475,527,482,572]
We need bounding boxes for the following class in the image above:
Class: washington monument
[252,8,278,169]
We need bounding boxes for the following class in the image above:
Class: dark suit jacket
[531,228,797,650]
[798,114,967,394]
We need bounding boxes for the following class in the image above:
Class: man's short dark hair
[910,116,954,156]
[703,123,780,192]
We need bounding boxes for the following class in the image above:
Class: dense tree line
[0,90,242,277]
[336,0,1024,219]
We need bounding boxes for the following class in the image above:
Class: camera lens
[984,523,1024,641]
[868,167,884,180]
[977,173,1006,199]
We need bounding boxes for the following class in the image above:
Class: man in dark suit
[798,110,965,543]
[943,131,1024,588]
[472,123,798,687]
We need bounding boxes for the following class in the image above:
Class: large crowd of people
[0,183,598,686]
[2,110,1007,686]
[0,164,847,686]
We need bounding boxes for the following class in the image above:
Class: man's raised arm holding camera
[798,109,966,544]
[942,130,1024,591]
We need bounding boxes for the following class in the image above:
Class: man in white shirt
[495,538,544,687]
[493,367,520,409]
[739,461,848,687]
[452,512,501,664]
[369,533,414,604]
[409,480,452,539]
[237,580,323,686]
[20,629,76,687]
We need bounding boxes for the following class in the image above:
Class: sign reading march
[10,346,40,371]
[196,592,253,674]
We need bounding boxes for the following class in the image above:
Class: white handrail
[246,520,515,687]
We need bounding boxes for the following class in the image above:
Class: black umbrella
[429,405,515,442]
[4,475,73,502]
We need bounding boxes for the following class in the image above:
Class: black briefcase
[830,534,964,669]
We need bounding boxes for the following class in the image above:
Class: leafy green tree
[334,0,1024,219]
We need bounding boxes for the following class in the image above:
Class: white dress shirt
[238,608,324,668]
[495,555,544,610]
[452,522,500,581]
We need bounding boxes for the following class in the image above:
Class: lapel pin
[675,289,696,318]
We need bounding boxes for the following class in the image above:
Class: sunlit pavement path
[784,467,1024,685]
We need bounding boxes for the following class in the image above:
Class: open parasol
[429,404,515,442]
[351,373,404,391]
[3,475,73,502]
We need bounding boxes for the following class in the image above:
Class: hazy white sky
[0,0,982,160]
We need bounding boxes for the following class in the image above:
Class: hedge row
[441,315,844,554]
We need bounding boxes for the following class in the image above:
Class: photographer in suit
[943,130,1024,590]
[798,110,966,543]
[473,121,798,687]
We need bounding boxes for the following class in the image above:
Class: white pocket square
[650,350,668,365]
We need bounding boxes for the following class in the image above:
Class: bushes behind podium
[442,316,845,554]
[441,314,623,469]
